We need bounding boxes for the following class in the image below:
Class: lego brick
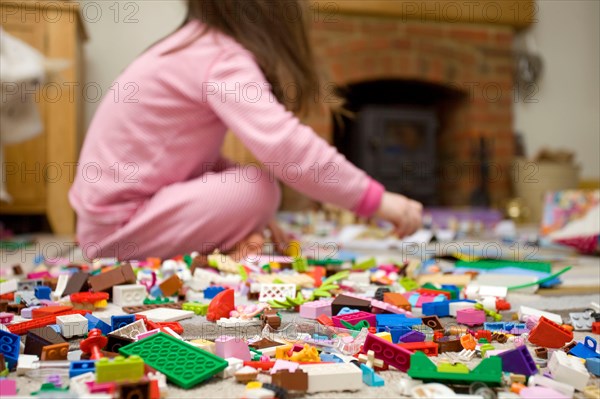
[258,283,296,302]
[85,313,112,335]
[135,308,194,322]
[586,357,600,376]
[299,363,363,393]
[376,314,421,329]
[497,346,538,376]
[119,332,228,389]
[519,387,569,399]
[363,333,412,371]
[370,299,412,316]
[16,354,38,375]
[435,336,463,353]
[62,272,90,296]
[570,311,595,331]
[0,279,18,295]
[52,274,69,300]
[0,312,13,325]
[88,264,136,293]
[56,313,88,338]
[31,305,74,319]
[299,300,332,319]
[40,342,70,361]
[548,350,590,391]
[0,330,20,360]
[69,360,96,378]
[96,355,144,383]
[111,314,136,331]
[569,336,600,359]
[0,379,17,396]
[215,336,251,360]
[7,310,88,335]
[456,309,486,326]
[206,289,235,322]
[25,327,66,356]
[528,316,573,348]
[397,341,439,356]
[182,302,209,316]
[408,351,502,385]
[332,311,376,328]
[106,334,135,353]
[112,284,147,307]
[518,305,562,324]
[271,369,308,392]
[159,274,183,297]
[331,294,371,315]
[34,286,51,300]
[383,292,411,311]
[421,315,444,331]
[398,330,425,343]
[204,286,226,300]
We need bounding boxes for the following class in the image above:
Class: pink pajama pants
[77,167,281,261]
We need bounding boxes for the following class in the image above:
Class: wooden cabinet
[1,0,86,234]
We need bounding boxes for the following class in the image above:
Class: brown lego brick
[12,265,24,276]
[422,316,444,331]
[249,338,284,350]
[41,343,70,361]
[271,369,308,392]
[158,274,182,297]
[7,302,25,315]
[0,300,8,312]
[261,310,281,329]
[383,292,412,311]
[43,277,58,291]
[121,302,183,314]
[119,380,150,399]
[435,336,463,353]
[62,272,90,296]
[331,294,372,315]
[0,354,5,372]
[88,264,136,293]
[25,327,67,357]
[190,254,208,275]
[106,334,135,353]
[535,347,548,359]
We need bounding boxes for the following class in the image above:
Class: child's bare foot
[229,232,265,262]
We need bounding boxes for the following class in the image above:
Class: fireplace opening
[333,79,467,206]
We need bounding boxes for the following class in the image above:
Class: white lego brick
[189,269,214,291]
[218,357,244,378]
[135,307,194,322]
[548,351,590,391]
[112,284,147,306]
[16,354,39,375]
[56,314,88,338]
[52,274,69,300]
[0,279,18,295]
[299,363,362,393]
[518,305,562,324]
[347,271,370,285]
[458,349,476,361]
[216,317,261,327]
[477,285,507,298]
[186,290,204,302]
[258,283,296,303]
[528,374,575,397]
[110,319,147,340]
[69,372,95,395]
[449,301,476,317]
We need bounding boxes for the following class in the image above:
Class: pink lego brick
[0,379,17,396]
[270,359,299,375]
[215,335,251,361]
[86,381,117,394]
[332,311,376,328]
[362,333,412,372]
[299,300,332,320]
[456,309,486,326]
[518,387,569,399]
[0,312,14,324]
[136,328,161,340]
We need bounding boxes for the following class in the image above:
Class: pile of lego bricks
[0,251,599,399]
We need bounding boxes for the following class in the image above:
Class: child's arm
[204,49,384,217]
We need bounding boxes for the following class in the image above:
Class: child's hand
[374,192,423,238]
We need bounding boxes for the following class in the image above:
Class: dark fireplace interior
[334,80,466,206]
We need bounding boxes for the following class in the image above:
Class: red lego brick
[475,330,492,342]
[528,316,574,348]
[155,322,183,335]
[397,341,439,357]
[31,306,74,319]
[416,288,451,300]
[70,292,110,304]
[8,310,89,335]
[362,333,412,372]
[593,322,600,335]
[316,314,334,327]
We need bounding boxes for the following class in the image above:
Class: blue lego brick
[48,324,62,334]
[85,314,112,335]
[69,360,96,378]
[203,286,225,300]
[376,314,421,329]
[484,322,507,332]
[34,286,51,300]
[149,286,163,297]
[569,337,600,360]
[422,301,450,317]
[4,354,18,370]
[0,330,21,361]
[337,307,359,316]
[385,325,412,343]
[320,353,343,363]
[586,358,600,376]
[111,315,135,331]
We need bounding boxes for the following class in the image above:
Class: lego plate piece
[119,332,228,389]
[135,308,195,322]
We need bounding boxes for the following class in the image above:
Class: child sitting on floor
[70,0,422,260]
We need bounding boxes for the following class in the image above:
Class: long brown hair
[171,0,325,117]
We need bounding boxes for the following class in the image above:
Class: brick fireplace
[304,15,516,207]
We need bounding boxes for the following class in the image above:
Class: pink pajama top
[69,20,384,226]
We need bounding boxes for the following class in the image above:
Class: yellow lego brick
[96,355,144,383]
[437,362,469,374]
[375,332,393,342]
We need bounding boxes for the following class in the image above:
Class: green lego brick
[455,259,551,273]
[96,355,144,383]
[437,362,469,374]
[119,332,228,389]
[352,257,376,271]
[182,302,209,316]
[408,351,502,386]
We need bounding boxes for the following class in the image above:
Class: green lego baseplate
[119,332,228,389]
[407,351,503,385]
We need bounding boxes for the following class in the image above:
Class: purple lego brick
[497,345,538,376]
[398,330,426,343]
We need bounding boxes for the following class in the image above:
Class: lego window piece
[119,332,228,389]
[258,284,296,303]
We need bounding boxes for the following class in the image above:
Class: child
[70,0,422,260]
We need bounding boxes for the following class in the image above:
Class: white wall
[514,0,600,180]
[81,0,186,127]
